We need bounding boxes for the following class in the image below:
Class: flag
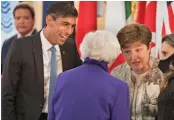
[105,1,126,34]
[105,1,134,72]
[136,1,174,58]
[97,1,104,17]
[1,1,19,46]
[75,1,97,54]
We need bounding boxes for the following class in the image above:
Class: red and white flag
[75,1,174,72]
[75,1,97,55]
[136,1,174,58]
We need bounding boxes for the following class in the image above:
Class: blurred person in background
[1,3,37,73]
[49,30,130,120]
[157,33,174,120]
[2,2,82,120]
[160,33,174,60]
[111,23,164,120]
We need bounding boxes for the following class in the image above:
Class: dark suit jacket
[1,32,82,120]
[1,29,37,73]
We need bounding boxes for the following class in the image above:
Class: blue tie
[48,46,57,107]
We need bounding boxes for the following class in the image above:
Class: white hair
[80,30,121,63]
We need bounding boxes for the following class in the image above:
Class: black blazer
[1,32,82,120]
[157,76,174,120]
[1,29,37,73]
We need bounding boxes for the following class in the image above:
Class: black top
[157,76,174,120]
[157,54,174,120]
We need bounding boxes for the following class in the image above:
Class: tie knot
[50,46,56,53]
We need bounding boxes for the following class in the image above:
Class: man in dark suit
[1,4,37,73]
[2,2,82,120]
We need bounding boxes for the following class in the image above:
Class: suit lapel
[32,32,44,103]
[31,29,38,35]
[59,45,69,71]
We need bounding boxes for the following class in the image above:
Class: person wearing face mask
[160,33,174,60]
[111,23,164,120]
[157,33,174,120]
[2,2,82,120]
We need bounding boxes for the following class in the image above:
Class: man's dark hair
[46,1,78,20]
[13,4,35,19]
[117,23,152,48]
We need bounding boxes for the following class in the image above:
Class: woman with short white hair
[80,30,121,63]
[49,30,130,120]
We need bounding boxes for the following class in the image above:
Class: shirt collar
[40,29,60,52]
[17,28,35,39]
[84,57,108,72]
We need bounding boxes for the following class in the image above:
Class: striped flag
[136,1,174,58]
[105,1,134,72]
[125,1,133,23]
[1,1,19,45]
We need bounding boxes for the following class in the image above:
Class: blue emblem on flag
[1,1,13,33]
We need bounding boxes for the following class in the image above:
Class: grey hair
[80,30,121,63]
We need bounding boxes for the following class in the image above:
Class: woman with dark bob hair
[157,33,174,120]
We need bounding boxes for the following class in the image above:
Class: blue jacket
[48,58,130,120]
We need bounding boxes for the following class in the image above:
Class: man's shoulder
[61,37,77,50]
[3,35,17,47]
[5,33,41,51]
[32,28,38,35]
[64,37,76,45]
[3,32,40,47]
[18,32,40,43]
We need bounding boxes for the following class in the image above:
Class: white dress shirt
[40,30,63,113]
[17,28,35,38]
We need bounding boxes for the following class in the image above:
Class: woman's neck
[132,65,149,75]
